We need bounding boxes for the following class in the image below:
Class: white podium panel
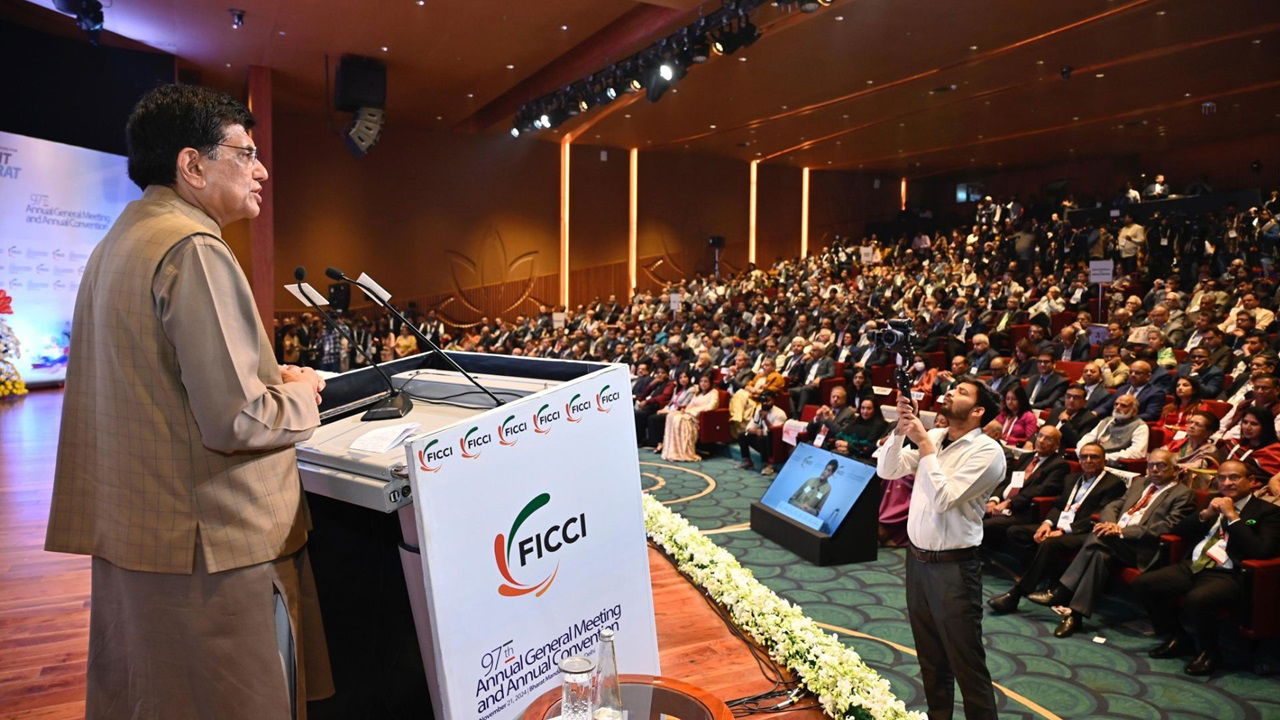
[405,363,660,720]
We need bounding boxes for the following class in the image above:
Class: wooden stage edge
[0,389,823,719]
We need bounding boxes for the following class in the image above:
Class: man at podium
[789,459,838,515]
[45,85,331,720]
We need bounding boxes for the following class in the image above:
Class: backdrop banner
[404,362,660,720]
[0,131,140,384]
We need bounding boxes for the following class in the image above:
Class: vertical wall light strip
[560,138,571,308]
[800,167,810,259]
[629,148,638,297]
[900,177,908,211]
[748,160,759,265]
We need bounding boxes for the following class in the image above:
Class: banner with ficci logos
[405,363,660,720]
[0,131,140,384]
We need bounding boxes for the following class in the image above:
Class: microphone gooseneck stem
[343,273,503,407]
[296,279,399,399]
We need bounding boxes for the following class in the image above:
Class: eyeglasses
[1079,454,1104,461]
[213,143,259,163]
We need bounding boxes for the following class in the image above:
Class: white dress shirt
[876,426,1007,551]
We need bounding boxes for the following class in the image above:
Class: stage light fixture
[344,107,384,156]
[52,0,104,45]
[538,113,550,128]
[799,0,821,12]
[229,8,245,29]
[689,36,710,63]
[658,63,675,82]
[1060,65,1073,80]
[510,127,520,137]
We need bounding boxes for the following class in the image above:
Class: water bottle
[558,656,596,720]
[594,629,623,720]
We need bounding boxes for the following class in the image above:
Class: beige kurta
[45,185,332,716]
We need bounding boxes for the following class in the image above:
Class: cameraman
[876,379,1005,720]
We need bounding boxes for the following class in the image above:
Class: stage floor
[0,390,821,719]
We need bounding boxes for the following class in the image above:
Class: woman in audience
[1009,339,1039,380]
[649,370,695,451]
[908,353,937,395]
[1166,410,1222,489]
[281,325,301,365]
[661,372,722,462]
[995,386,1037,447]
[1159,376,1209,434]
[837,398,890,461]
[1146,329,1177,368]
[1218,407,1280,477]
[848,367,875,407]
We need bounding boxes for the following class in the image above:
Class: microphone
[325,266,503,407]
[294,266,412,421]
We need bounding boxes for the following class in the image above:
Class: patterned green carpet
[638,451,1279,720]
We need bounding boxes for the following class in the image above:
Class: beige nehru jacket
[46,185,319,574]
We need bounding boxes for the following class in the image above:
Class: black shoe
[1184,651,1219,676]
[1027,588,1065,607]
[1148,635,1192,659]
[1053,613,1082,638]
[987,591,1021,614]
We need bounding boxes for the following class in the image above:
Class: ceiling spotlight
[627,77,643,92]
[605,86,618,100]
[538,113,550,127]
[800,0,821,11]
[658,63,675,82]
[229,8,245,29]
[737,20,761,49]
[53,0,104,44]
[689,36,710,63]
[1060,65,1073,80]
[510,127,520,137]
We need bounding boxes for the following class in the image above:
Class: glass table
[521,674,733,720]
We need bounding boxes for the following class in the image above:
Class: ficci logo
[494,493,587,598]
[533,403,560,434]
[460,426,492,459]
[595,384,620,413]
[565,393,591,423]
[497,414,528,447]
[417,438,452,472]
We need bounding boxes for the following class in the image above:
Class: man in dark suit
[986,357,1019,397]
[1026,353,1069,410]
[1176,347,1226,398]
[804,385,856,452]
[1027,324,1055,356]
[987,443,1126,614]
[1201,329,1236,374]
[1054,325,1091,362]
[983,426,1071,551]
[634,366,674,445]
[967,333,997,375]
[789,343,835,414]
[1131,460,1280,675]
[1044,448,1196,637]
[631,361,654,398]
[845,338,892,369]
[1077,361,1111,411]
[931,355,971,399]
[1093,360,1165,421]
[1042,384,1102,449]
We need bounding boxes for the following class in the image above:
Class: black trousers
[1010,529,1087,595]
[1058,533,1152,617]
[1130,561,1243,654]
[789,384,819,415]
[738,432,773,467]
[905,553,998,720]
[980,512,1034,552]
[645,412,669,447]
[635,406,659,445]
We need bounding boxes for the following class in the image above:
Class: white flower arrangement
[642,494,924,720]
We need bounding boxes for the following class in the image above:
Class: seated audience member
[1010,340,1041,381]
[907,353,939,395]
[1039,383,1101,450]
[1218,371,1280,440]
[660,372,722,462]
[986,356,1019,397]
[931,355,971,398]
[1176,347,1226,398]
[647,370,695,450]
[728,357,785,437]
[1218,407,1280,477]
[1146,329,1177,368]
[1167,411,1223,487]
[834,397,891,461]
[1078,393,1150,464]
[634,366,675,445]
[1100,342,1130,388]
[988,443,1127,613]
[1131,460,1280,676]
[1037,449,1195,638]
[967,333,997,374]
[984,426,1070,550]
[1077,361,1111,411]
[1159,376,1209,434]
[788,342,834,414]
[738,390,787,476]
[805,386,856,452]
[995,386,1038,447]
[1026,353,1068,410]
[877,414,950,547]
[848,367,875,407]
[1094,360,1164,421]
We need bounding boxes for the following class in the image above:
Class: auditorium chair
[1010,324,1030,347]
[1050,312,1073,336]
[1202,399,1232,419]
[1240,557,1280,639]
[1057,361,1087,383]
[818,376,845,406]
[923,351,946,370]
[869,364,894,387]
[696,389,733,445]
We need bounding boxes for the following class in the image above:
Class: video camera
[866,318,920,399]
